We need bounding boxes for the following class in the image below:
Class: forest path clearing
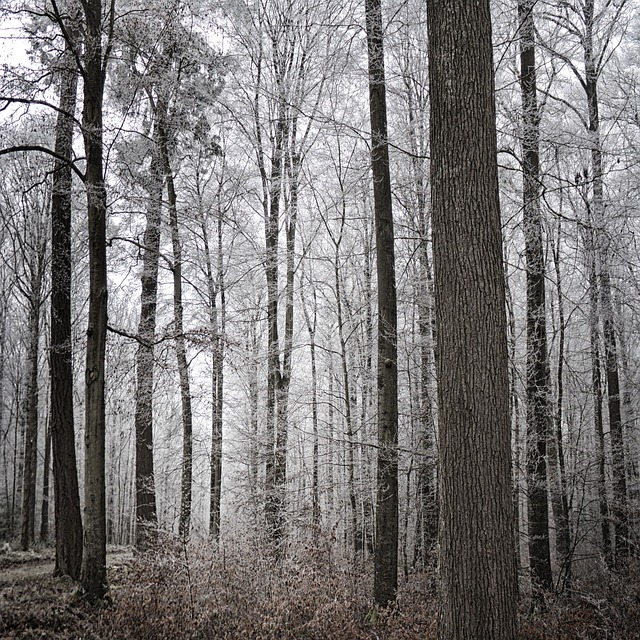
[0,549,132,586]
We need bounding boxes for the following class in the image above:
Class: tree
[133,137,162,547]
[365,0,398,608]
[49,22,83,578]
[427,0,518,636]
[519,0,553,592]
[78,0,112,601]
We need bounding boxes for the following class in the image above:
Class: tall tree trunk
[584,220,612,565]
[21,264,43,551]
[263,111,286,544]
[40,421,51,542]
[80,0,110,602]
[428,0,518,636]
[301,281,320,536]
[50,33,83,580]
[134,142,162,548]
[335,254,357,554]
[519,0,553,592]
[365,0,399,608]
[199,192,224,542]
[159,124,194,540]
[551,219,572,587]
[583,0,628,562]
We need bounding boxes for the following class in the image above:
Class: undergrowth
[2,538,639,639]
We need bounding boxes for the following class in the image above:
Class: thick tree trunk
[50,36,83,580]
[365,0,399,608]
[134,144,162,548]
[519,0,553,592]
[80,0,109,602]
[428,0,518,636]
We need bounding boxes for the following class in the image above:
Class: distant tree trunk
[428,0,518,636]
[248,313,260,511]
[263,110,286,544]
[40,422,51,542]
[199,194,225,542]
[49,33,83,580]
[301,281,320,535]
[551,219,572,587]
[335,254,357,554]
[159,123,193,540]
[134,142,162,549]
[21,259,44,551]
[519,0,553,592]
[365,0,399,608]
[584,218,612,565]
[80,0,110,602]
[583,0,627,562]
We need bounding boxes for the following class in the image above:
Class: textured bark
[134,145,162,548]
[365,0,398,608]
[428,0,518,636]
[263,107,286,544]
[519,0,553,592]
[49,35,83,579]
[80,0,109,602]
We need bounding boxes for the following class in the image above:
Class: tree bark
[134,142,162,548]
[49,33,83,579]
[365,0,399,608]
[21,256,44,551]
[40,421,51,542]
[428,0,518,636]
[80,0,109,602]
[519,0,553,592]
[158,125,194,540]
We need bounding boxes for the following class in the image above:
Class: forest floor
[0,542,639,639]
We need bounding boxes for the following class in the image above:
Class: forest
[0,0,639,638]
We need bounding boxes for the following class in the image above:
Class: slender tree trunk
[335,256,357,555]
[80,0,109,601]
[428,0,518,635]
[21,270,43,551]
[159,125,193,539]
[551,219,572,587]
[302,282,320,535]
[583,0,628,562]
[263,112,286,544]
[134,143,162,548]
[365,0,399,608]
[40,421,51,542]
[584,221,612,565]
[50,34,82,579]
[199,196,224,542]
[519,0,553,591]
